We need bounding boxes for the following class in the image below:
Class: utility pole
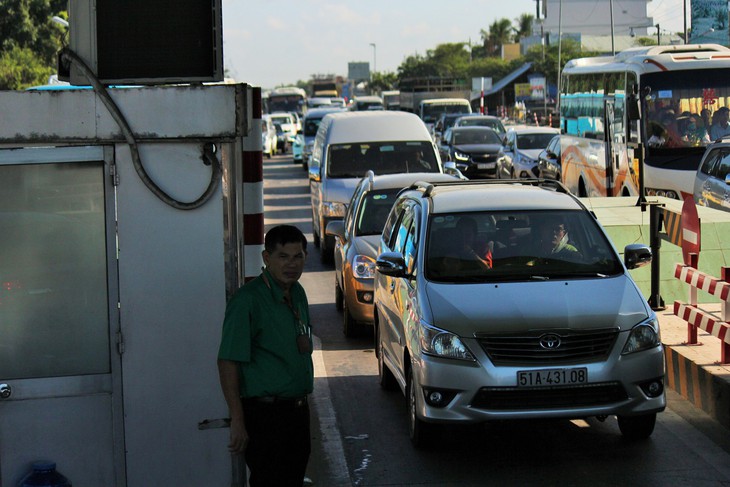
[656,24,661,45]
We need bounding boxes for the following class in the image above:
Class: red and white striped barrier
[673,262,730,363]
[242,87,265,282]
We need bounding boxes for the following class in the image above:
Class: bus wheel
[578,179,587,197]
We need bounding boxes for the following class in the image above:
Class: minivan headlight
[322,201,347,217]
[622,318,661,355]
[419,321,475,361]
[352,254,376,279]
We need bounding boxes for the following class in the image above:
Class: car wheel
[407,366,432,448]
[377,323,397,390]
[617,413,656,440]
[312,226,320,248]
[335,281,344,312]
[320,237,334,264]
[343,297,356,337]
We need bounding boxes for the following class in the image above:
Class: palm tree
[481,18,513,57]
[513,13,535,42]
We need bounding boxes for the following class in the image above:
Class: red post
[687,254,700,344]
[722,267,730,364]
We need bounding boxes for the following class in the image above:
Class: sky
[221,0,686,90]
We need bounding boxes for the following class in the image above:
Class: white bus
[560,44,730,199]
[266,86,307,116]
[418,98,472,131]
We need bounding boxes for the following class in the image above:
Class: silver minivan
[308,111,445,262]
[694,137,730,211]
[374,179,665,447]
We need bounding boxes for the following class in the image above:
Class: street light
[369,43,376,74]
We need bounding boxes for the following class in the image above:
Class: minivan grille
[476,328,618,365]
[471,382,628,410]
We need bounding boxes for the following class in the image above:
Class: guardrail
[673,254,730,364]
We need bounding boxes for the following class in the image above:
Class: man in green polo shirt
[217,224,313,487]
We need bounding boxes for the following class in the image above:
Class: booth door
[0,146,123,487]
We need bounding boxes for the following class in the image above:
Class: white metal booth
[0,83,260,486]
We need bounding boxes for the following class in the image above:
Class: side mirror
[725,173,730,186]
[325,220,345,240]
[443,161,467,180]
[624,244,652,269]
[375,252,407,277]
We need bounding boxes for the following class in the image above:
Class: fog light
[422,388,458,407]
[639,378,664,398]
[356,291,373,303]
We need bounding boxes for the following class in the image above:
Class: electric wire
[59,47,222,210]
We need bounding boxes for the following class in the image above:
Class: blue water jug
[18,462,71,487]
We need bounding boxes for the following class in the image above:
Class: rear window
[327,141,439,178]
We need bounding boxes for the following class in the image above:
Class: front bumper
[411,339,666,424]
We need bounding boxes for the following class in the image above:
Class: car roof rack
[407,178,571,198]
[365,170,375,191]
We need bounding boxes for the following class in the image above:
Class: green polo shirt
[218,269,313,398]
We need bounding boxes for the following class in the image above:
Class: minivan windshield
[327,141,440,178]
[426,209,623,282]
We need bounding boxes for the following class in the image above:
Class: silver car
[497,127,559,179]
[374,179,664,447]
[325,171,458,337]
[694,138,730,211]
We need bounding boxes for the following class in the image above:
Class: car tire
[335,281,344,312]
[407,366,432,448]
[343,298,356,337]
[312,226,320,248]
[320,237,334,264]
[617,413,656,440]
[377,324,397,391]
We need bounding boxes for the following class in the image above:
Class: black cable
[59,47,221,210]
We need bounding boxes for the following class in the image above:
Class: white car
[269,112,298,152]
[497,127,559,179]
[261,115,278,158]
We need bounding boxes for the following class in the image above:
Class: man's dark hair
[264,225,308,253]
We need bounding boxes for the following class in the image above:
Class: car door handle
[389,281,395,293]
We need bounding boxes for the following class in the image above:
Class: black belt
[246,395,308,408]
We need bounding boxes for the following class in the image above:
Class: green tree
[522,38,595,88]
[513,13,535,42]
[481,18,513,57]
[0,0,66,89]
[636,37,658,46]
[398,52,438,79]
[370,71,398,92]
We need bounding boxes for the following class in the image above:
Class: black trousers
[243,398,311,487]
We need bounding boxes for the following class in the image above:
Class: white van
[419,98,472,132]
[308,111,444,262]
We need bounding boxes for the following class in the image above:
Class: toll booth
[0,84,261,486]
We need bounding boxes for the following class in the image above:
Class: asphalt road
[262,153,730,487]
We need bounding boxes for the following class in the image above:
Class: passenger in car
[454,217,493,270]
[533,219,580,259]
